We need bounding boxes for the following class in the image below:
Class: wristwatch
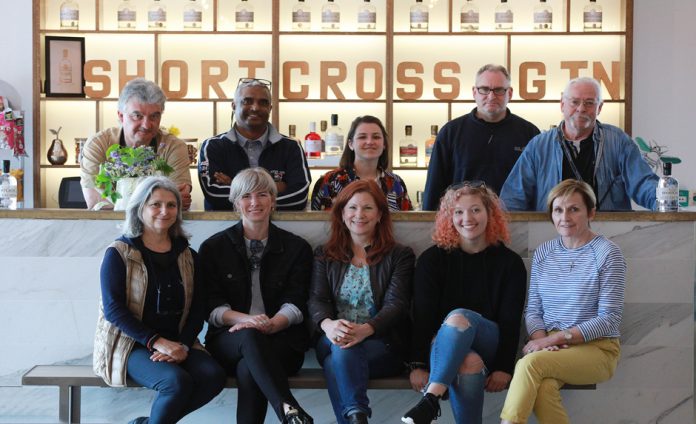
[562,329,573,343]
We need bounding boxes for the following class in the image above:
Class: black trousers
[207,328,305,423]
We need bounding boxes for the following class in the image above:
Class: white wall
[1,2,695,206]
[0,0,34,207]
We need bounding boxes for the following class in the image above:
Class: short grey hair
[228,168,278,210]
[562,77,603,104]
[233,79,272,106]
[118,78,167,112]
[475,64,511,84]
[123,176,189,239]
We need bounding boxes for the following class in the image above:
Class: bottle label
[583,11,602,23]
[495,11,513,24]
[425,145,434,157]
[305,139,322,153]
[0,183,17,199]
[60,9,79,21]
[410,11,428,24]
[358,11,376,24]
[325,134,344,153]
[534,11,552,24]
[118,10,136,22]
[400,146,418,156]
[236,10,254,23]
[322,11,340,23]
[460,11,479,24]
[148,9,167,22]
[184,10,203,23]
[656,186,678,200]
[293,11,311,23]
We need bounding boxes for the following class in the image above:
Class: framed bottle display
[44,36,85,97]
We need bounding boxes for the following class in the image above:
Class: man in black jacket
[198,78,311,210]
[422,64,539,210]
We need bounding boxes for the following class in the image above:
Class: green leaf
[634,136,651,152]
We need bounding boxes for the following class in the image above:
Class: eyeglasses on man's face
[475,86,509,96]
[448,180,487,191]
[237,78,272,88]
[565,97,599,109]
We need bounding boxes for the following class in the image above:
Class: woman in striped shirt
[500,179,625,424]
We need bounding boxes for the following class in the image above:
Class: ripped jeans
[428,308,500,424]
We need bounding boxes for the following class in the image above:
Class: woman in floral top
[310,115,413,211]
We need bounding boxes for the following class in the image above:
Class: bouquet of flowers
[95,144,174,203]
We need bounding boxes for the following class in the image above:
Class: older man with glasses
[422,64,540,211]
[500,76,658,211]
[198,78,311,211]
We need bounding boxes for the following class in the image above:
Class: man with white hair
[500,77,658,211]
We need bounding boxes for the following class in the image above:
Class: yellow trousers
[500,337,620,424]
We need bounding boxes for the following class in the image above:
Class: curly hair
[323,180,395,264]
[432,185,510,250]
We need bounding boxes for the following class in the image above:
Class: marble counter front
[0,210,693,423]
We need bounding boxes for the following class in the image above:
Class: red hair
[323,180,395,264]
[432,186,510,250]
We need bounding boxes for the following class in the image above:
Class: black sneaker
[348,411,369,424]
[401,393,441,424]
[284,406,314,424]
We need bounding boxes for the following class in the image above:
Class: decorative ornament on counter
[47,127,69,165]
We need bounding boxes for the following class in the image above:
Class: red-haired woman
[309,179,415,424]
[402,181,527,424]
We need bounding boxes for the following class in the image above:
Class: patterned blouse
[310,167,413,211]
[336,264,376,324]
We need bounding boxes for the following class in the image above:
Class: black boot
[347,411,368,424]
[401,393,441,424]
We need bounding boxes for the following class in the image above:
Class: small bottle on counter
[0,160,18,210]
[656,162,679,212]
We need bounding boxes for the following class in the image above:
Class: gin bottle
[236,0,254,30]
[304,122,322,159]
[321,0,340,31]
[533,0,552,31]
[656,162,679,212]
[410,0,428,32]
[495,0,513,31]
[583,0,603,31]
[183,0,203,30]
[148,0,167,30]
[118,0,137,30]
[0,160,18,210]
[357,0,377,31]
[292,0,311,31]
[460,0,479,32]
[424,125,438,167]
[325,114,344,155]
[60,0,79,30]
[288,124,302,146]
[399,125,417,167]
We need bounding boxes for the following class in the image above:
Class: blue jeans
[316,335,403,424]
[429,308,500,424]
[127,344,226,424]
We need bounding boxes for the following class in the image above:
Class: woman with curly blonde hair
[402,181,527,424]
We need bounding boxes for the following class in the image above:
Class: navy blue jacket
[422,108,539,210]
[198,124,311,211]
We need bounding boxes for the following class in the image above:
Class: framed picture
[45,36,85,97]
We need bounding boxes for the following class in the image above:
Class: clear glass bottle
[321,0,340,31]
[320,120,328,153]
[533,0,552,31]
[0,160,18,210]
[183,0,203,30]
[495,0,513,31]
[460,0,479,32]
[399,125,418,167]
[325,114,344,155]
[357,0,377,31]
[60,0,79,30]
[410,0,428,32]
[59,49,73,84]
[288,124,302,146]
[236,0,255,31]
[292,0,312,31]
[304,122,323,159]
[583,0,603,32]
[424,125,438,167]
[148,0,167,30]
[656,162,679,212]
[118,0,137,30]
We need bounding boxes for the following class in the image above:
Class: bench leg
[58,385,81,423]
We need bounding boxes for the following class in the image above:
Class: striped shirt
[525,235,625,341]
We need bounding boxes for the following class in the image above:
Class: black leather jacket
[308,243,415,358]
[200,221,313,353]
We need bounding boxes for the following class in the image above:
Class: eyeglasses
[565,98,599,109]
[237,78,272,88]
[447,180,487,191]
[475,86,509,96]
